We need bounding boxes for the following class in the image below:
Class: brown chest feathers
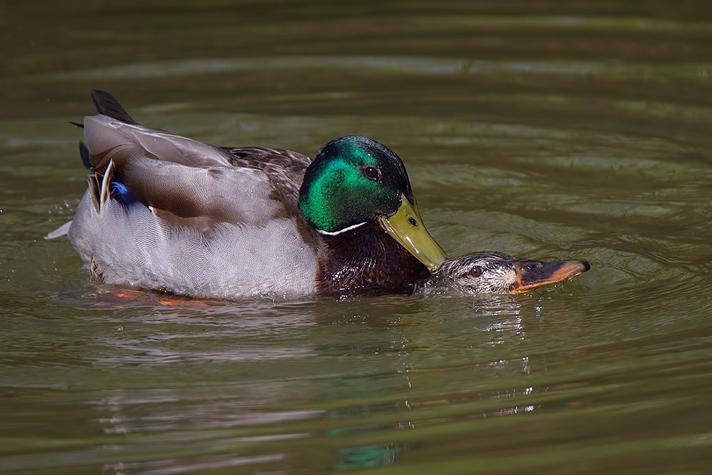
[316,221,430,296]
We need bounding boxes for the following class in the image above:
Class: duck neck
[316,221,430,296]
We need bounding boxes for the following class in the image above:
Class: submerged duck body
[65,90,445,299]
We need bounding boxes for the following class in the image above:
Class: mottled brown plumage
[416,252,590,295]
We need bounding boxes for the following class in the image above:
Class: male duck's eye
[362,166,381,181]
[470,266,483,278]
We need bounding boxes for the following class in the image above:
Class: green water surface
[2,1,712,473]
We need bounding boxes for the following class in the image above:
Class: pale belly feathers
[68,191,318,299]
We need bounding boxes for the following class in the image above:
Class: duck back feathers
[69,91,321,299]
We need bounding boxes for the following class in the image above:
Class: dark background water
[2,1,712,473]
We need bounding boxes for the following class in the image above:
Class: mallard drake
[416,252,590,295]
[56,90,447,299]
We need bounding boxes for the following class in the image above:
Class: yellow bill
[378,197,446,270]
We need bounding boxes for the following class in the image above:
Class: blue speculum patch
[110,181,136,206]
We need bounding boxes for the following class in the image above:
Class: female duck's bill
[416,251,590,295]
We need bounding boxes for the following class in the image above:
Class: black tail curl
[90,89,139,125]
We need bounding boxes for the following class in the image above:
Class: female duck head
[417,252,590,295]
[299,136,446,270]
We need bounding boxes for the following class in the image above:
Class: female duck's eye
[362,166,381,181]
[470,266,483,278]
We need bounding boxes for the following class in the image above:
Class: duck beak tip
[512,259,590,294]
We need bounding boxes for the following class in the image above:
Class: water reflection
[75,291,554,472]
[336,444,401,470]
[53,56,712,84]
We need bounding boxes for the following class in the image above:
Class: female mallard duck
[416,252,590,296]
[60,90,447,299]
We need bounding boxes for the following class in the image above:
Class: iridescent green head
[299,136,413,233]
[299,136,446,270]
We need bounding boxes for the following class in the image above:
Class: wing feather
[83,115,287,225]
